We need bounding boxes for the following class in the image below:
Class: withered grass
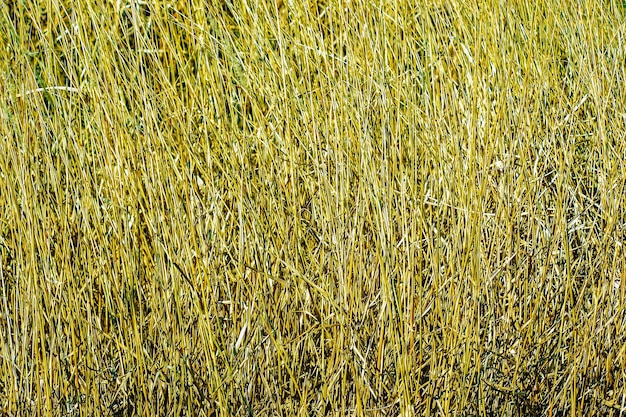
[1,0,626,415]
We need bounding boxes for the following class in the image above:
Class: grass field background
[1,0,626,415]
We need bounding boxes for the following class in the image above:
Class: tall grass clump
[1,0,626,415]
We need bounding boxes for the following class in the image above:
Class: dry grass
[1,0,626,415]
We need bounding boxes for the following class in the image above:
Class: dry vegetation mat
[1,0,626,415]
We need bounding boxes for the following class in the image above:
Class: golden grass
[1,0,626,415]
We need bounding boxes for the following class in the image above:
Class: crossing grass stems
[1,0,626,415]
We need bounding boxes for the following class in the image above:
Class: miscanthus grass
[1,0,626,415]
